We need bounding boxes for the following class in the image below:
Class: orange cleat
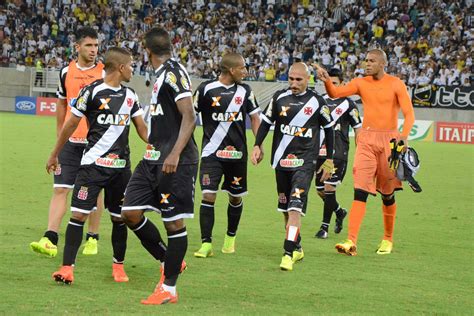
[112,263,129,282]
[52,265,74,285]
[158,260,187,285]
[141,286,178,305]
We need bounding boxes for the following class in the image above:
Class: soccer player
[47,47,147,284]
[193,53,261,258]
[30,27,104,257]
[314,68,362,239]
[251,63,335,271]
[315,48,415,256]
[120,27,198,305]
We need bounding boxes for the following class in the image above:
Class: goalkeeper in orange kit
[315,49,415,256]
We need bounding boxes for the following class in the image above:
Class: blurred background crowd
[1,0,472,86]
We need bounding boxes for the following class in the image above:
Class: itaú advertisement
[349,118,434,142]
[436,122,474,144]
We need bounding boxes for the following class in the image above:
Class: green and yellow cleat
[221,235,236,254]
[82,237,98,255]
[335,239,357,256]
[194,242,213,258]
[30,237,57,258]
[292,248,304,263]
[280,255,294,271]
[376,240,393,255]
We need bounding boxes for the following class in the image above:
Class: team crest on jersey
[166,72,180,92]
[78,186,88,200]
[76,90,89,111]
[212,111,243,122]
[211,96,221,107]
[279,154,304,168]
[54,164,62,175]
[234,96,243,105]
[216,146,243,159]
[280,106,290,116]
[278,193,287,204]
[144,144,161,160]
[202,174,211,186]
[153,83,159,93]
[96,153,126,168]
[280,124,313,138]
[180,76,190,90]
[335,108,343,115]
[350,108,360,120]
[97,113,130,125]
[304,107,313,115]
[126,97,133,107]
[321,105,332,122]
[291,188,305,199]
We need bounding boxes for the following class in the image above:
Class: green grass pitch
[0,112,472,314]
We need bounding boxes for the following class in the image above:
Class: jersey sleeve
[71,86,91,118]
[347,99,362,129]
[245,87,260,116]
[165,67,193,102]
[324,78,359,98]
[56,66,68,99]
[131,90,144,118]
[261,93,278,124]
[192,83,205,113]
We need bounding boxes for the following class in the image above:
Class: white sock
[162,284,176,296]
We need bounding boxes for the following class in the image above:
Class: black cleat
[315,229,328,239]
[334,208,347,234]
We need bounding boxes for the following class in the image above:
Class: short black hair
[75,27,98,43]
[328,68,343,81]
[144,27,172,56]
[104,47,132,72]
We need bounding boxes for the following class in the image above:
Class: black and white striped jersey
[144,58,199,165]
[318,95,362,161]
[71,79,143,169]
[261,89,334,170]
[194,79,260,162]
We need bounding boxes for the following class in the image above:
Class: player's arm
[251,95,276,165]
[46,114,81,173]
[56,98,67,138]
[132,115,148,143]
[396,79,415,146]
[317,104,336,181]
[348,100,363,146]
[314,63,359,98]
[162,96,196,174]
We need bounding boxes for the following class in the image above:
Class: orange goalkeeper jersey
[57,61,105,142]
[324,74,415,137]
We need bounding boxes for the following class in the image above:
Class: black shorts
[71,165,131,218]
[122,160,198,222]
[54,141,85,188]
[275,165,315,216]
[315,158,348,190]
[199,158,247,197]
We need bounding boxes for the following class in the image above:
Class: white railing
[30,68,60,95]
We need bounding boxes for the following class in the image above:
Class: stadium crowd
[0,0,472,86]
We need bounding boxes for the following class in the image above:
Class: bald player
[251,63,335,271]
[193,53,261,258]
[315,49,415,256]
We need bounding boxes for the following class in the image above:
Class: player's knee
[71,211,88,222]
[110,215,124,224]
[202,193,216,204]
[354,189,368,202]
[164,219,184,233]
[54,187,70,196]
[324,183,336,193]
[381,194,395,206]
[121,210,143,226]
[229,195,242,206]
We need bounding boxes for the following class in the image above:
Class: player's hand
[251,146,262,165]
[162,152,180,174]
[317,159,334,182]
[398,136,408,152]
[312,64,330,82]
[46,155,59,174]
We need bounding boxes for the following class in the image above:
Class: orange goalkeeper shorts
[353,128,402,196]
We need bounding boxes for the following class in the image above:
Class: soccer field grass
[0,112,472,314]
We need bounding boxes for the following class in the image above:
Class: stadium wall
[1,67,473,124]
